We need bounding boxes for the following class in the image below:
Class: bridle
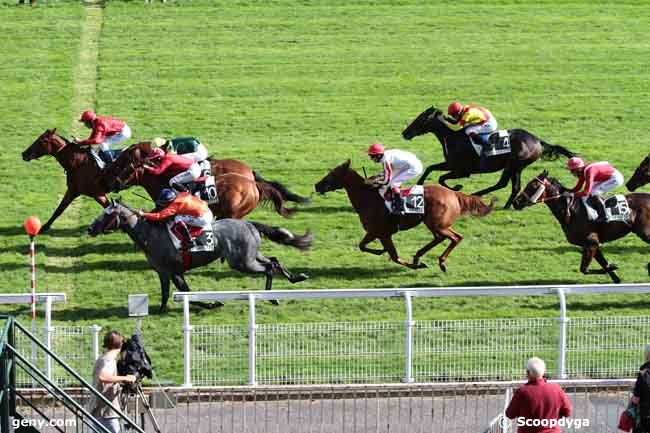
[101,203,137,232]
[518,176,563,205]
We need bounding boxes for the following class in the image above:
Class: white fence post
[44,296,53,380]
[248,294,257,386]
[90,324,102,360]
[182,295,193,388]
[402,292,414,383]
[556,288,568,379]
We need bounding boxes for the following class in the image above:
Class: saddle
[384,185,425,215]
[166,221,215,253]
[189,176,218,204]
[467,130,511,157]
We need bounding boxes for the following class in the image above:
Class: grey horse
[87,199,312,312]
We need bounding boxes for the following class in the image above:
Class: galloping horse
[88,199,312,313]
[102,143,298,219]
[401,106,576,209]
[513,170,650,283]
[21,129,110,233]
[314,160,494,271]
[627,154,650,191]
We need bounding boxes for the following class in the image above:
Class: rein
[520,177,563,204]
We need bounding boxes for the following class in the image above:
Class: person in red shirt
[144,148,201,192]
[505,357,572,433]
[78,110,132,164]
[567,157,624,222]
[137,189,213,249]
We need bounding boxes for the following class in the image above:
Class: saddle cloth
[603,194,631,223]
[384,185,425,215]
[469,130,511,157]
[191,175,218,205]
[166,221,215,253]
[198,160,211,177]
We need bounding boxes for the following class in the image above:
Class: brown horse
[513,170,650,282]
[314,160,494,271]
[21,129,110,233]
[106,144,296,219]
[627,154,650,191]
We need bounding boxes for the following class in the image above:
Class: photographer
[91,331,136,433]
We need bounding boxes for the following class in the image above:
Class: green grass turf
[2,0,650,384]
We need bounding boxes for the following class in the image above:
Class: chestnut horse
[314,160,494,271]
[513,170,650,282]
[105,143,297,219]
[21,129,110,233]
[627,154,650,192]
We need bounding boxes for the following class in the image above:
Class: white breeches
[174,210,214,231]
[183,144,209,163]
[379,162,423,197]
[170,163,201,185]
[588,170,624,196]
[464,117,497,137]
[99,124,132,151]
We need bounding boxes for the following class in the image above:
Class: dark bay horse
[88,200,312,313]
[512,170,650,283]
[103,143,298,219]
[314,160,494,271]
[627,154,650,191]
[401,106,576,209]
[21,129,110,233]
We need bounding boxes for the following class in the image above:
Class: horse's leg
[94,194,110,208]
[503,170,522,210]
[158,273,171,314]
[380,237,425,269]
[438,171,467,191]
[417,161,450,185]
[435,227,463,273]
[40,189,79,233]
[171,273,223,309]
[593,249,621,283]
[359,232,386,255]
[268,257,308,284]
[472,166,514,200]
[412,234,446,267]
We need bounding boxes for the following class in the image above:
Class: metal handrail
[12,320,146,433]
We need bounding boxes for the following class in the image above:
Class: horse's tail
[541,140,576,160]
[255,182,298,217]
[456,193,496,217]
[253,171,311,204]
[249,221,313,251]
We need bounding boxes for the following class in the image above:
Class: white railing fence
[174,284,650,387]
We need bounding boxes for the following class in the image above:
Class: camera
[117,334,153,393]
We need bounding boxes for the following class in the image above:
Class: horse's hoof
[452,185,463,191]
[270,299,280,306]
[417,262,428,269]
[290,273,308,283]
[158,305,169,314]
[439,261,447,273]
[608,263,619,271]
[209,301,224,309]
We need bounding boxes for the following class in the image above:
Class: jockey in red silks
[144,148,201,192]
[138,188,213,249]
[367,143,423,214]
[567,157,624,221]
[443,101,498,150]
[78,110,132,163]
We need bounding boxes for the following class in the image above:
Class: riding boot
[178,221,195,250]
[589,195,607,223]
[392,193,405,215]
[171,182,188,193]
[99,150,114,164]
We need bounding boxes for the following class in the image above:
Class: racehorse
[88,199,312,313]
[512,170,650,283]
[21,129,110,233]
[314,160,494,271]
[102,142,298,219]
[401,106,576,209]
[102,141,309,204]
[627,154,650,191]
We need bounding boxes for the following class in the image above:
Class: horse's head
[402,106,441,140]
[513,170,564,210]
[102,143,150,191]
[627,154,650,192]
[87,199,135,236]
[314,160,352,194]
[22,129,68,161]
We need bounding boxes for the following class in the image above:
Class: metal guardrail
[173,284,650,387]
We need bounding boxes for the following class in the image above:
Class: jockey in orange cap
[367,143,423,214]
[567,157,624,222]
[443,101,497,151]
[78,110,132,164]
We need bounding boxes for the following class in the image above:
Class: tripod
[122,383,162,433]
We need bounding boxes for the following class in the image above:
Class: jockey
[567,157,624,222]
[165,137,209,163]
[137,189,213,249]
[443,101,498,150]
[77,110,132,164]
[367,143,423,214]
[144,148,201,192]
